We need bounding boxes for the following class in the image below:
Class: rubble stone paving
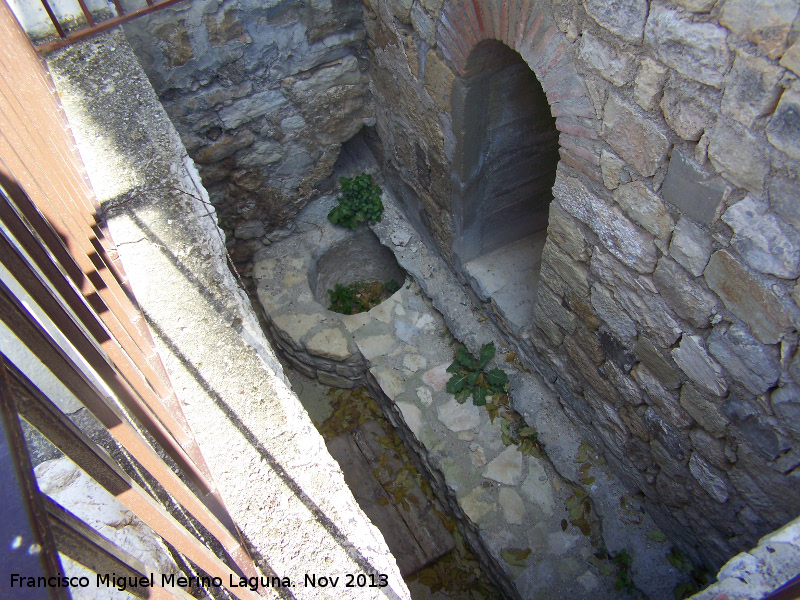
[254,188,687,600]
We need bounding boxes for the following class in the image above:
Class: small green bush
[445,342,509,406]
[327,173,383,230]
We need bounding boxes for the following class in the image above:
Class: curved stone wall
[366,0,800,570]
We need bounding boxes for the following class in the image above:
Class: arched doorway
[452,40,560,331]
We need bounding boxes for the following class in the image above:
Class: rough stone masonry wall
[121,0,373,269]
[365,0,800,571]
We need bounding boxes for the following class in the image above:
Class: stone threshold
[253,183,689,599]
[464,230,548,335]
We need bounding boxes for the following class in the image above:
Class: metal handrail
[763,574,800,600]
[0,14,266,596]
[34,0,188,53]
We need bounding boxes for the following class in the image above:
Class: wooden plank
[325,420,455,576]
[326,433,428,576]
[354,421,456,566]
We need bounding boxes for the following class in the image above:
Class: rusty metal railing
[34,0,188,53]
[0,174,265,600]
[1,10,266,597]
[763,574,800,600]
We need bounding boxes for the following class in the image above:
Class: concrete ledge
[46,30,409,600]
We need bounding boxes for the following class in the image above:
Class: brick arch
[437,0,601,179]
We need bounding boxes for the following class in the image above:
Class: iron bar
[763,574,800,600]
[0,131,143,336]
[0,172,178,412]
[74,0,95,27]
[0,173,217,490]
[0,102,246,569]
[0,206,238,538]
[0,277,263,584]
[0,204,192,446]
[0,72,148,347]
[0,228,208,482]
[0,280,232,531]
[0,19,264,600]
[0,222,193,451]
[0,354,69,600]
[110,0,125,15]
[0,179,214,486]
[37,0,65,39]
[36,0,189,53]
[0,76,142,329]
[44,495,195,600]
[6,358,263,600]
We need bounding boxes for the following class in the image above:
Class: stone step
[464,230,548,333]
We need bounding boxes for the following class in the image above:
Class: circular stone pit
[310,226,406,309]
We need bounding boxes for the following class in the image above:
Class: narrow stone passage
[283,370,503,600]
[251,173,689,599]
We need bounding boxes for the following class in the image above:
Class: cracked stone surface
[484,447,524,486]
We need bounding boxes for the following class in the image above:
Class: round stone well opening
[309,226,406,311]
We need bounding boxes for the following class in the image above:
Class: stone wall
[365,0,800,570]
[121,0,374,269]
[688,515,800,600]
[46,30,409,598]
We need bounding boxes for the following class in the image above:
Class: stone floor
[464,231,548,334]
[252,181,689,599]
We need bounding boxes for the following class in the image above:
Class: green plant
[445,342,509,406]
[327,173,383,230]
[328,279,399,315]
[668,547,710,599]
[610,549,636,594]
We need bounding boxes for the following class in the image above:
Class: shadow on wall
[127,211,406,600]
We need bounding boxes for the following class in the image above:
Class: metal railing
[0,174,265,600]
[763,574,800,600]
[1,9,266,597]
[33,0,188,53]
